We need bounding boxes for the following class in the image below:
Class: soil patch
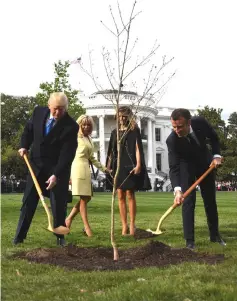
[13,235,224,271]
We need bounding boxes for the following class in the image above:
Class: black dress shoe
[13,238,24,245]
[186,240,195,250]
[57,237,66,246]
[210,235,226,246]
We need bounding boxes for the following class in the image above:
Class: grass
[1,192,237,301]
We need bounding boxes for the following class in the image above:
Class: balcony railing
[91,132,113,139]
[105,133,111,139]
[92,132,146,139]
[91,131,98,138]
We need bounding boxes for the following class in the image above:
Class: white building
[80,90,197,191]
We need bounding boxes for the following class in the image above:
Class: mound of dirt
[13,238,224,271]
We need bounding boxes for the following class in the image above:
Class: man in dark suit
[13,92,79,246]
[166,108,225,249]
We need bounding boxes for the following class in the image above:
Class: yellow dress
[71,135,106,196]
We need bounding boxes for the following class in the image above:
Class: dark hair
[118,106,133,116]
[171,108,192,121]
[116,106,137,130]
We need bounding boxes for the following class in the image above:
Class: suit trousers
[180,161,219,241]
[14,171,68,240]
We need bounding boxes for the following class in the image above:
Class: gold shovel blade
[44,226,70,235]
[146,228,163,235]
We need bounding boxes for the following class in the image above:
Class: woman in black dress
[106,106,151,235]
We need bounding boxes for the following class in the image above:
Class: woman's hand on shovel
[174,190,184,206]
[46,175,57,190]
[130,165,141,175]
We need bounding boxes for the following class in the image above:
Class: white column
[152,121,156,174]
[99,115,105,165]
[147,118,153,170]
[164,125,171,174]
[137,116,141,130]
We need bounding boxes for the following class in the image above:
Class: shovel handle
[172,158,223,209]
[182,164,215,199]
[154,159,223,233]
[23,154,43,200]
[23,154,54,230]
[23,154,69,235]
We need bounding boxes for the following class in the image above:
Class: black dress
[106,127,151,191]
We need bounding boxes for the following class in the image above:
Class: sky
[1,0,237,120]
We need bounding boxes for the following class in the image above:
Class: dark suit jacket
[20,106,79,193]
[166,116,220,188]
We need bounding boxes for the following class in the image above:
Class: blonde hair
[48,92,68,110]
[77,115,94,136]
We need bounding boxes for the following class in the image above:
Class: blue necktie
[45,118,55,135]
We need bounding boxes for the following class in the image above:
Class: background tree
[1,94,38,177]
[197,106,225,146]
[36,60,85,119]
[197,106,237,187]
[219,112,237,186]
[227,112,237,135]
[1,146,28,179]
[1,94,37,148]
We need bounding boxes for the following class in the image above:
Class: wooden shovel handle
[183,164,215,197]
[23,154,43,200]
[23,154,70,235]
[172,158,223,209]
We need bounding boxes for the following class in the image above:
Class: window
[97,151,100,161]
[156,153,162,171]
[141,129,147,140]
[155,128,161,141]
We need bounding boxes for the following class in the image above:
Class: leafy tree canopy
[35,60,85,119]
[197,106,237,185]
[1,94,37,142]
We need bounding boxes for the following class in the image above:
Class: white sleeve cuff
[213,154,221,158]
[174,186,182,195]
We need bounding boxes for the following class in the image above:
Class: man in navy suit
[166,108,225,249]
[13,92,79,246]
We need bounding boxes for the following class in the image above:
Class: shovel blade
[44,225,70,235]
[146,228,163,235]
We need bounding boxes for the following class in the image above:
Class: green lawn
[1,192,237,301]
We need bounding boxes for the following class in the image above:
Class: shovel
[23,154,70,235]
[147,163,217,235]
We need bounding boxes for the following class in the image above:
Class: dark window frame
[156,153,162,171]
[155,128,161,141]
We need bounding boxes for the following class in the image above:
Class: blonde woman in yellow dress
[65,115,109,236]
